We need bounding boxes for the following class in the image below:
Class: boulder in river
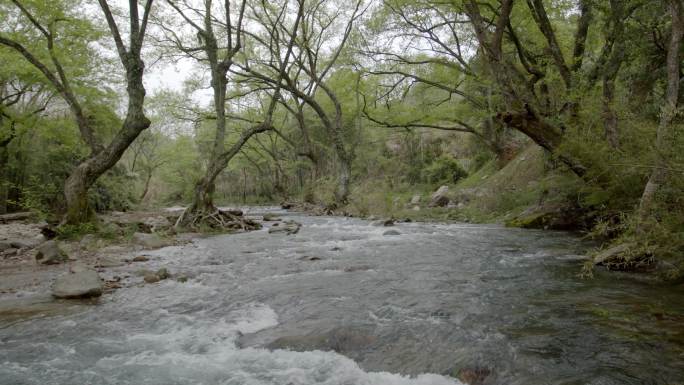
[429,185,450,207]
[268,220,301,235]
[144,268,170,283]
[371,219,395,227]
[266,327,376,353]
[262,213,281,221]
[35,240,68,265]
[383,229,401,236]
[52,268,103,298]
[457,366,492,385]
[132,232,169,249]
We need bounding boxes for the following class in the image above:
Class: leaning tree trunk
[637,0,683,230]
[62,59,151,225]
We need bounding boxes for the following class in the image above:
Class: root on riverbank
[174,208,261,232]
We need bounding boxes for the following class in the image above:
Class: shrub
[425,156,468,185]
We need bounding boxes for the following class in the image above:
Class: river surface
[1,208,683,385]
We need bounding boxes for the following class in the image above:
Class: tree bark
[637,0,683,228]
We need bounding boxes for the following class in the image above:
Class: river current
[1,208,683,384]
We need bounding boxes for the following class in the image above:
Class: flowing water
[1,208,683,384]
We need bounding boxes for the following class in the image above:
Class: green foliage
[424,156,468,185]
[56,222,96,240]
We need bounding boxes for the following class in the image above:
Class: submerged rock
[131,255,149,262]
[35,240,68,265]
[52,269,103,299]
[383,229,401,236]
[266,327,376,353]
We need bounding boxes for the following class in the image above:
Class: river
[1,208,683,384]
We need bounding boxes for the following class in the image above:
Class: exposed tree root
[175,207,261,232]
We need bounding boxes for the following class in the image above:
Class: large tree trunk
[0,146,9,215]
[334,156,351,206]
[62,58,151,225]
[637,0,683,229]
[64,166,94,224]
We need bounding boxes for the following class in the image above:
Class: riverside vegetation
[1,2,684,280]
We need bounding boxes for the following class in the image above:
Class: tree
[236,0,366,206]
[159,0,290,228]
[0,0,155,224]
[636,0,683,229]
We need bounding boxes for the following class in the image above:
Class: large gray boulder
[35,240,68,265]
[132,232,168,249]
[52,268,103,298]
[429,185,450,207]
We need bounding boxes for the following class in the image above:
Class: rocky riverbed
[1,207,683,385]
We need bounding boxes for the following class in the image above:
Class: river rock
[79,234,97,249]
[131,255,149,262]
[2,247,18,258]
[10,236,44,249]
[429,185,450,207]
[35,240,68,265]
[144,268,170,283]
[266,327,376,353]
[95,256,125,268]
[457,366,491,385]
[142,216,172,233]
[224,209,243,216]
[383,229,400,236]
[262,213,281,221]
[52,269,103,298]
[0,241,12,252]
[268,220,301,235]
[144,272,160,283]
[132,232,168,249]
